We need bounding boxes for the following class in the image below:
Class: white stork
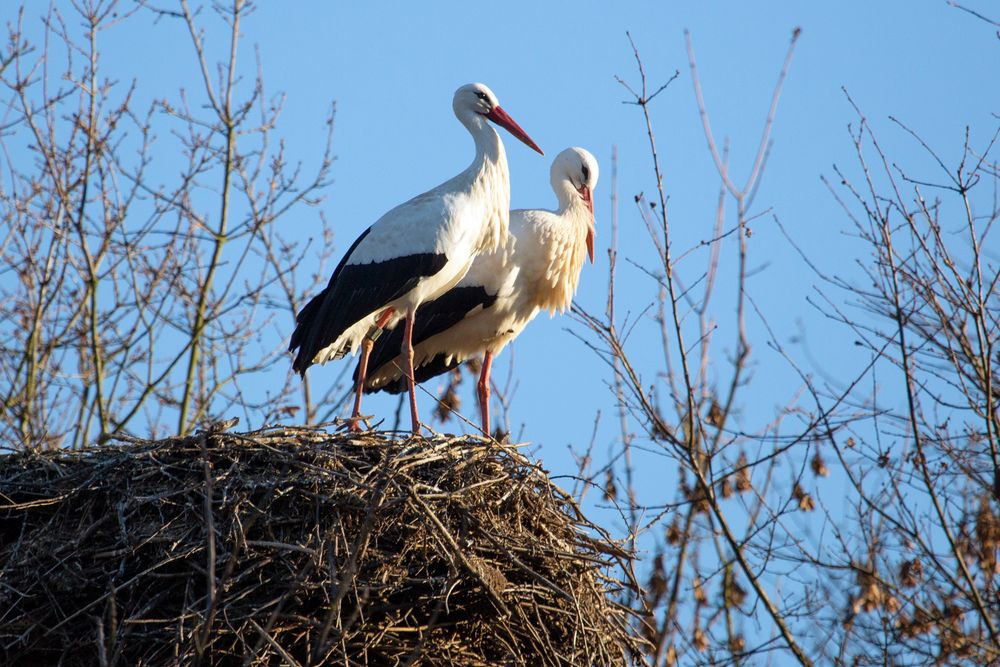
[359,147,599,434]
[290,83,543,434]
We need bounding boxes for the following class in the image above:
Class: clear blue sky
[17,0,998,549]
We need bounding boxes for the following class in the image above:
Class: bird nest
[0,425,640,665]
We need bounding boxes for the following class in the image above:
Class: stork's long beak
[579,184,595,263]
[487,106,544,155]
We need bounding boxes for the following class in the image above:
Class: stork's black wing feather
[359,285,497,393]
[290,228,372,358]
[290,226,448,375]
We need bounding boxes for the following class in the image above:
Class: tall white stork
[359,147,599,434]
[290,83,543,434]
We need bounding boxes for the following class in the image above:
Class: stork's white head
[453,83,543,155]
[551,147,599,262]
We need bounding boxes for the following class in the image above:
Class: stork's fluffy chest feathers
[511,202,592,315]
[437,199,591,352]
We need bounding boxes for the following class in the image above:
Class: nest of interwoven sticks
[0,424,641,666]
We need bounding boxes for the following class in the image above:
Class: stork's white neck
[454,110,510,252]
[553,179,587,214]
[457,111,506,167]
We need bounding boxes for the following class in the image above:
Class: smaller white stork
[289,83,543,434]
[359,147,599,434]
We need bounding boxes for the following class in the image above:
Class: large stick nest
[0,425,640,665]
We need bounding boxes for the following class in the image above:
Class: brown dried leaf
[793,483,815,512]
[810,450,829,477]
[693,627,708,652]
[705,400,723,427]
[723,568,747,609]
[975,496,1000,548]
[899,558,922,588]
[682,479,710,515]
[735,452,752,493]
[665,519,682,546]
[433,367,464,423]
[647,553,667,606]
[693,577,707,604]
[604,469,617,503]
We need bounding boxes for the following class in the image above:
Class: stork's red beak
[578,184,595,263]
[486,106,544,155]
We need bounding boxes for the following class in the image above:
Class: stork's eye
[475,91,488,101]
[581,164,590,181]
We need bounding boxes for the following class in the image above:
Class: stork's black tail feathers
[289,289,328,376]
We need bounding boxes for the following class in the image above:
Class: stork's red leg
[348,339,374,433]
[477,351,493,435]
[402,311,421,434]
[348,307,395,432]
